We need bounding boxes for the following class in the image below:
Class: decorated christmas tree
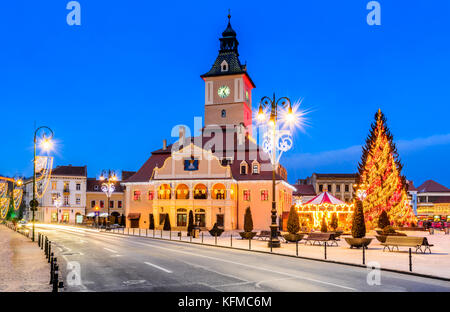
[357,109,416,228]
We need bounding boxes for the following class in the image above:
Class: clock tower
[201,15,255,135]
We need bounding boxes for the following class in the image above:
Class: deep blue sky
[1,1,449,187]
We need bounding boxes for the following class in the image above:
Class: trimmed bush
[209,223,224,237]
[163,214,171,231]
[149,214,155,230]
[378,210,390,229]
[330,213,338,231]
[286,205,300,235]
[244,207,253,233]
[352,200,366,238]
[187,210,194,236]
[320,216,328,233]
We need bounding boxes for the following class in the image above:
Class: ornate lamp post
[54,196,62,223]
[99,170,118,229]
[30,126,54,241]
[256,94,297,248]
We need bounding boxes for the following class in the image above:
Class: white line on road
[103,247,118,253]
[144,261,173,274]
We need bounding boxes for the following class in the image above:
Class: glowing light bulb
[257,105,266,122]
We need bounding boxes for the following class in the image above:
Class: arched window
[221,60,228,72]
[175,184,189,199]
[212,183,226,200]
[221,109,226,118]
[157,184,171,200]
[177,208,187,226]
[193,184,207,199]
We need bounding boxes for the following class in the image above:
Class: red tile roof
[125,127,287,183]
[293,184,316,196]
[52,165,87,177]
[417,180,450,193]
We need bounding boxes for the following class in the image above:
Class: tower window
[221,60,228,72]
[221,109,226,118]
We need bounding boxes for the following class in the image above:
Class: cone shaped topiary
[244,207,253,233]
[330,213,338,231]
[287,205,300,235]
[320,216,328,233]
[187,210,194,236]
[149,214,155,229]
[377,210,390,229]
[352,200,366,238]
[163,214,171,231]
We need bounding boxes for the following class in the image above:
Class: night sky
[1,1,449,187]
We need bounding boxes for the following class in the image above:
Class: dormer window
[94,185,99,191]
[221,60,228,72]
[240,161,248,175]
[252,161,260,174]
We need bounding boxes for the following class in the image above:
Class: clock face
[218,85,230,98]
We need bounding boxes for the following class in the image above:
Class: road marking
[103,247,118,253]
[54,227,355,290]
[144,262,173,273]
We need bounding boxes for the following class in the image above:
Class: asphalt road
[34,225,450,292]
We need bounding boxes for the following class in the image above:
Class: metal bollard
[52,264,59,292]
[409,248,412,272]
[230,234,233,247]
[153,228,155,238]
[324,242,327,260]
[296,240,299,257]
[49,254,54,284]
[48,242,52,262]
[202,232,204,244]
[170,231,172,240]
[362,245,366,265]
[38,233,41,247]
[146,229,148,237]
[161,229,163,238]
[249,238,251,250]
[190,234,192,243]
[215,233,217,245]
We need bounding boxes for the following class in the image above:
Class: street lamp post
[99,170,117,230]
[54,196,62,223]
[256,94,296,248]
[30,126,54,241]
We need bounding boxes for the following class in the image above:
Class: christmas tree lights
[356,109,416,228]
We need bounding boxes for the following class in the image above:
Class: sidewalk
[112,227,450,280]
[0,225,51,292]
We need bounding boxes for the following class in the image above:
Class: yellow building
[122,18,294,231]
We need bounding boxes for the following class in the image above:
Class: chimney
[163,139,167,150]
[179,126,186,145]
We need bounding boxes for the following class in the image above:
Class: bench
[303,232,339,246]
[381,236,433,254]
[255,230,286,242]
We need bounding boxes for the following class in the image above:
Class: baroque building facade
[122,17,294,231]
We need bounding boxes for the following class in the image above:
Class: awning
[127,213,141,220]
[99,212,109,217]
[86,212,96,217]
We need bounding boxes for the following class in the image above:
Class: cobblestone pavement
[0,225,51,292]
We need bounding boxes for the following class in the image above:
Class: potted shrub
[283,206,304,242]
[377,210,390,231]
[375,225,407,243]
[187,210,194,236]
[163,214,171,231]
[344,200,373,248]
[209,222,224,237]
[320,216,328,233]
[330,213,338,232]
[239,207,257,239]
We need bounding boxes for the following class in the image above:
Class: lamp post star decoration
[31,126,54,241]
[256,93,303,248]
[99,170,118,229]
